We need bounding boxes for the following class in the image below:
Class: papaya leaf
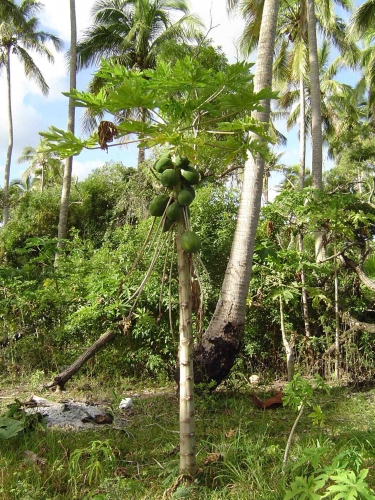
[0,417,26,439]
[40,126,97,158]
[322,469,374,499]
[292,441,331,471]
[284,475,324,500]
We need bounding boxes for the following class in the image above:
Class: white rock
[119,398,133,409]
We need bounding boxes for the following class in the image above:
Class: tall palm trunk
[3,45,13,225]
[297,79,312,344]
[137,107,146,167]
[56,0,76,245]
[193,0,280,385]
[41,161,45,192]
[307,0,325,261]
[299,76,306,189]
[137,147,145,166]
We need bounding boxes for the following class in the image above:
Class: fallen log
[45,329,115,391]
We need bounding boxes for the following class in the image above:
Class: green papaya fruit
[160,169,179,188]
[181,230,201,254]
[166,202,183,221]
[149,194,170,216]
[154,155,174,173]
[177,189,194,206]
[182,183,196,199]
[181,165,200,185]
[162,217,174,232]
[175,155,190,169]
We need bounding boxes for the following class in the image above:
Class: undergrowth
[0,376,374,499]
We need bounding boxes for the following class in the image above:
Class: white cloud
[72,159,104,181]
[40,0,97,42]
[189,1,245,62]
[0,0,247,186]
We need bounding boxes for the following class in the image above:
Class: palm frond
[349,0,375,39]
[16,45,49,95]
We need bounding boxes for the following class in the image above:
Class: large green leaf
[0,417,25,439]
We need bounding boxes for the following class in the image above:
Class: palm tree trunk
[298,75,312,359]
[299,75,306,189]
[307,0,325,262]
[137,147,145,166]
[263,168,269,203]
[137,107,146,167]
[193,0,280,386]
[56,0,77,245]
[3,45,13,225]
[176,219,196,475]
[41,161,45,192]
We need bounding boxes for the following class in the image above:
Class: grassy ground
[0,375,374,499]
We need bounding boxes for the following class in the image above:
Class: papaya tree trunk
[176,219,196,475]
[193,0,280,386]
[3,45,13,226]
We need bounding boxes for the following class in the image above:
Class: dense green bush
[0,178,238,379]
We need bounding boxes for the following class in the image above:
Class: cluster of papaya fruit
[149,152,201,254]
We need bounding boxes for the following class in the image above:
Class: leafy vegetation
[1,0,375,496]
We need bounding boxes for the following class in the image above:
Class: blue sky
[0,0,362,200]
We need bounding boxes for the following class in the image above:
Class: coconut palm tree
[0,0,62,225]
[17,140,64,191]
[349,0,375,115]
[10,175,34,196]
[278,41,360,154]
[56,0,77,246]
[193,0,280,386]
[0,0,24,21]
[76,0,204,165]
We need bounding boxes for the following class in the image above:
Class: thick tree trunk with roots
[3,46,13,225]
[56,0,77,247]
[177,220,196,475]
[307,0,325,262]
[193,0,280,386]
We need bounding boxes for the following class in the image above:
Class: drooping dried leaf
[98,121,119,151]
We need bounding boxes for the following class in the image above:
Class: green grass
[0,376,374,499]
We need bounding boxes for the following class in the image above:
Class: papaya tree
[41,55,274,474]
